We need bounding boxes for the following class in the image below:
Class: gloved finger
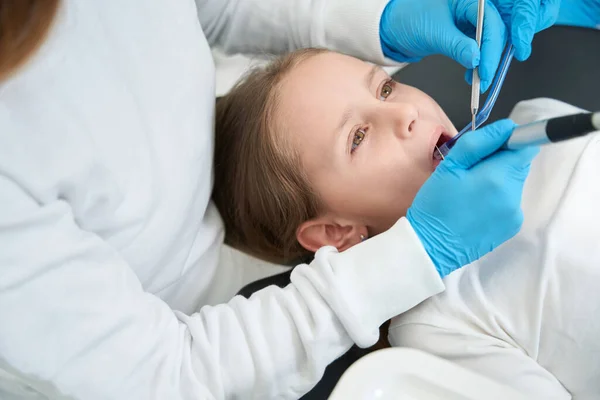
[443,119,516,169]
[464,69,473,85]
[511,0,540,61]
[474,145,540,178]
[472,146,539,209]
[462,0,507,92]
[437,19,481,69]
[537,0,561,31]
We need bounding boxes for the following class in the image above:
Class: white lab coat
[389,99,600,400]
[0,1,444,399]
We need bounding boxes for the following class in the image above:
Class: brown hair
[213,48,328,265]
[0,0,60,81]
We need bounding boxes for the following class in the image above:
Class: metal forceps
[471,0,486,131]
[435,43,515,159]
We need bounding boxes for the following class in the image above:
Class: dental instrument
[435,43,515,159]
[505,111,600,149]
[435,144,445,160]
[471,0,486,132]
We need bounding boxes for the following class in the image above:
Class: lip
[429,125,451,169]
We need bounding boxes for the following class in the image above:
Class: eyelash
[350,78,395,153]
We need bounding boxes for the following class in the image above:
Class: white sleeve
[0,172,443,399]
[388,322,571,400]
[195,0,394,65]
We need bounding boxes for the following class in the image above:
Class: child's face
[276,52,457,245]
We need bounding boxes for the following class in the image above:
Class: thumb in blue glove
[380,0,507,92]
[406,119,539,278]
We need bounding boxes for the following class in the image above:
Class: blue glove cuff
[406,209,447,278]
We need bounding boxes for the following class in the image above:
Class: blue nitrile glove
[490,0,562,60]
[406,119,539,278]
[556,0,600,30]
[380,0,507,92]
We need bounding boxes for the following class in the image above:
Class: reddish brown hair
[213,48,328,264]
[0,0,60,81]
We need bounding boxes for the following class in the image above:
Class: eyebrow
[336,65,383,132]
[365,64,382,89]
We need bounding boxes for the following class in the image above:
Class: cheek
[391,167,429,200]
[310,171,356,213]
[363,166,433,232]
[365,154,428,205]
[312,147,433,219]
[383,149,431,192]
[426,100,455,134]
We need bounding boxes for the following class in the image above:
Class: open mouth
[432,132,452,161]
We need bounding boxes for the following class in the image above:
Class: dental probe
[435,145,445,160]
[470,0,485,131]
[505,112,600,149]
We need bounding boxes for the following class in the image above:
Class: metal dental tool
[504,112,600,149]
[435,110,600,161]
[435,145,445,160]
[435,43,515,160]
[471,0,486,131]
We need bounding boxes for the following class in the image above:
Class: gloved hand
[555,0,599,30]
[490,0,562,60]
[380,0,507,92]
[406,119,539,278]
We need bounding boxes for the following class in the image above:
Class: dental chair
[235,25,600,399]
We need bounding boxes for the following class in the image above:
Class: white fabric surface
[0,1,444,399]
[389,98,600,400]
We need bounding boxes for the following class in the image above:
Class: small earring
[360,234,367,242]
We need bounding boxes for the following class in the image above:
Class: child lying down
[212,48,600,399]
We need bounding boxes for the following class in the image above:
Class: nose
[380,102,419,139]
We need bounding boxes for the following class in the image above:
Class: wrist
[406,208,450,278]
[311,217,444,347]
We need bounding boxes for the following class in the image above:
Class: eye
[379,79,394,100]
[351,128,366,153]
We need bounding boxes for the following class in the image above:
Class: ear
[296,216,367,253]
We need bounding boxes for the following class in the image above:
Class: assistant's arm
[0,171,443,399]
[195,0,392,64]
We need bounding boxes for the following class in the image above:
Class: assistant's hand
[380,0,507,92]
[556,0,600,29]
[406,119,539,278]
[490,0,561,61]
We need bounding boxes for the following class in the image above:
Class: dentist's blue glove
[380,0,507,92]
[490,0,562,60]
[406,120,539,278]
[555,0,600,30]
